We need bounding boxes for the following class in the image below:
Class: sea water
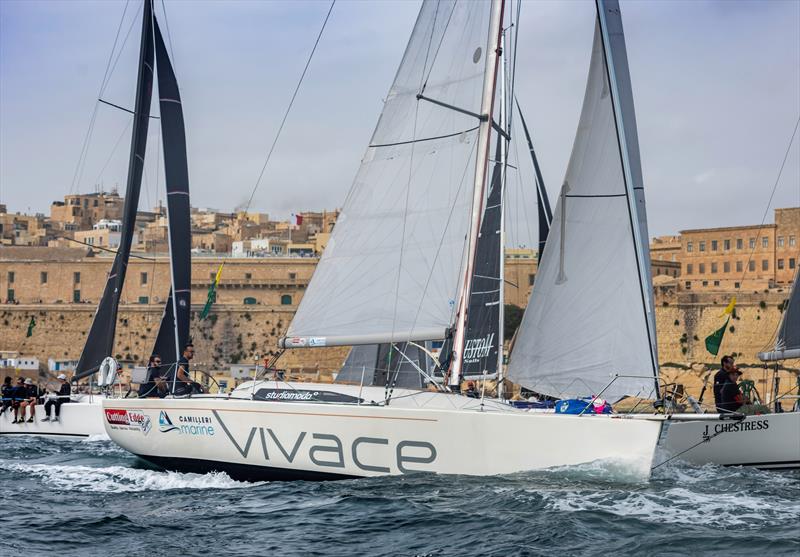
[1,436,797,556]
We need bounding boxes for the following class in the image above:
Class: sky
[0,0,798,243]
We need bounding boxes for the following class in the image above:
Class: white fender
[98,357,118,387]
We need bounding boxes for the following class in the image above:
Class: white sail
[506,13,657,402]
[283,1,495,348]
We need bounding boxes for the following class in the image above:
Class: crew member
[717,366,748,413]
[19,378,40,423]
[464,381,480,398]
[43,374,71,422]
[139,354,163,398]
[169,343,204,395]
[713,355,736,410]
[0,376,12,416]
[10,377,26,423]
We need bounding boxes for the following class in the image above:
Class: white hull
[0,395,107,439]
[102,382,663,481]
[662,412,800,470]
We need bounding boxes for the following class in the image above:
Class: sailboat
[0,0,190,439]
[102,0,682,481]
[663,271,800,470]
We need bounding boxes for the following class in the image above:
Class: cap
[57,373,67,380]
[24,378,33,384]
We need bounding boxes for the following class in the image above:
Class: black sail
[517,101,553,263]
[151,18,191,364]
[75,0,154,380]
[461,138,504,377]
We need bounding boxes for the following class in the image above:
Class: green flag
[26,316,36,337]
[705,316,730,356]
[200,263,224,320]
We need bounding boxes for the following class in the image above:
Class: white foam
[82,433,112,443]
[0,461,262,492]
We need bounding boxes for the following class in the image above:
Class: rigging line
[511,125,533,248]
[159,0,178,80]
[416,0,441,93]
[68,0,132,195]
[92,119,133,187]
[98,98,160,118]
[419,0,457,93]
[243,0,336,215]
[369,126,479,148]
[734,114,800,291]
[54,235,157,261]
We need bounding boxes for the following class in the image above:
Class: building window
[138,296,149,304]
[713,280,720,287]
[734,282,740,289]
[702,281,708,287]
[711,240,718,251]
[736,261,743,273]
[724,239,730,251]
[762,237,768,248]
[711,262,718,274]
[791,258,796,269]
[686,264,693,275]
[289,272,297,280]
[723,262,730,273]
[762,259,769,271]
[685,281,691,289]
[210,272,216,279]
[686,242,693,253]
[40,272,48,284]
[699,263,705,274]
[281,295,292,305]
[749,260,755,272]
[73,290,81,303]
[7,289,14,302]
[736,238,743,250]
[141,272,148,285]
[778,236,784,248]
[245,273,252,280]
[778,259,785,270]
[74,272,81,284]
[749,238,756,249]
[7,271,14,284]
[699,241,706,252]
[528,274,535,286]
[791,236,796,247]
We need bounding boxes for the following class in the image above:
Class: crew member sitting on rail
[139,354,164,398]
[0,376,12,416]
[167,343,205,396]
[19,378,40,423]
[43,374,71,422]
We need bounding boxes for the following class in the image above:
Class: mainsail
[151,18,191,364]
[517,102,553,261]
[759,269,800,361]
[75,0,155,379]
[506,0,658,402]
[282,0,499,349]
[461,138,503,377]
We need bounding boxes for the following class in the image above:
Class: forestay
[507,10,657,402]
[282,0,493,348]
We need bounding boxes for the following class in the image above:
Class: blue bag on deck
[555,399,591,414]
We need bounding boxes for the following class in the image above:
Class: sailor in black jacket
[43,374,71,422]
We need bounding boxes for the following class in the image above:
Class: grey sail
[461,137,503,377]
[281,0,496,349]
[75,0,154,380]
[506,1,658,402]
[759,269,800,361]
[516,100,553,262]
[151,18,191,364]
[336,344,426,389]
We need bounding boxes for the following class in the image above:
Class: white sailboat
[102,0,676,481]
[663,272,800,470]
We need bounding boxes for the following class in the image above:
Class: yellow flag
[214,263,224,286]
[721,296,736,317]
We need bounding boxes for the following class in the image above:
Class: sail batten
[75,0,155,380]
[506,2,656,401]
[282,1,497,349]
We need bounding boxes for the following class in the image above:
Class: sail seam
[564,193,626,198]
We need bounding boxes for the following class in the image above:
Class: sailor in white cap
[43,374,71,423]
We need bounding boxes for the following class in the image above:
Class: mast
[596,0,659,393]
[450,0,505,388]
[74,0,155,380]
[497,26,508,397]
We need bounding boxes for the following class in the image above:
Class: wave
[0,461,263,493]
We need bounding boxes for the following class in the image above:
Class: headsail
[461,138,503,377]
[506,0,658,401]
[759,269,800,361]
[75,0,155,380]
[151,18,192,364]
[282,1,498,349]
[336,344,427,389]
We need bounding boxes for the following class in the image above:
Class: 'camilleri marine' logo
[158,411,179,433]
